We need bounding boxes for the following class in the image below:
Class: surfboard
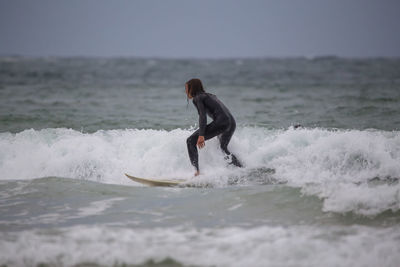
[125,173,185,187]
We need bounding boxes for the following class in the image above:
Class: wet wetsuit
[186,92,242,171]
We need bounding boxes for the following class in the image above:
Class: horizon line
[1,53,399,61]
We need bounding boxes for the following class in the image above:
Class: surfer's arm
[193,95,207,136]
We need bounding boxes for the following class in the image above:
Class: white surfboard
[125,173,186,187]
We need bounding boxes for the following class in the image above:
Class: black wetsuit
[186,92,242,171]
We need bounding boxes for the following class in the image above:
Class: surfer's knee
[187,135,196,147]
[186,137,192,149]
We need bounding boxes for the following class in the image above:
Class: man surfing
[185,78,243,176]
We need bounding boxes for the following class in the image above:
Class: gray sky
[1,0,399,58]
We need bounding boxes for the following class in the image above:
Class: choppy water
[0,56,400,267]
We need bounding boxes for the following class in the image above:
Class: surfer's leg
[186,122,226,172]
[187,130,200,171]
[203,121,226,140]
[219,123,243,168]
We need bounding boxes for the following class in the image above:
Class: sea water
[0,56,399,266]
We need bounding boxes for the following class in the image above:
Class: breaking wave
[0,127,399,216]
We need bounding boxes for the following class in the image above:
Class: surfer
[185,78,243,176]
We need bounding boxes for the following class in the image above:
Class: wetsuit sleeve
[193,95,207,136]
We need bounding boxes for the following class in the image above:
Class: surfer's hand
[197,136,205,149]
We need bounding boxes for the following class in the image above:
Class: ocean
[0,56,399,267]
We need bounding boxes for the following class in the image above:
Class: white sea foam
[0,225,399,267]
[0,127,399,215]
[76,197,125,217]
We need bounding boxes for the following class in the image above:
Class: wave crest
[1,127,399,216]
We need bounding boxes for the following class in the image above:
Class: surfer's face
[185,84,193,99]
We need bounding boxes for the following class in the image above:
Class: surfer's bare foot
[194,171,200,176]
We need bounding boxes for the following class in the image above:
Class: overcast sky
[1,0,399,58]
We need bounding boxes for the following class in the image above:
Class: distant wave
[1,127,399,216]
[1,224,399,267]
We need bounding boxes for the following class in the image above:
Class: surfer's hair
[186,78,205,97]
